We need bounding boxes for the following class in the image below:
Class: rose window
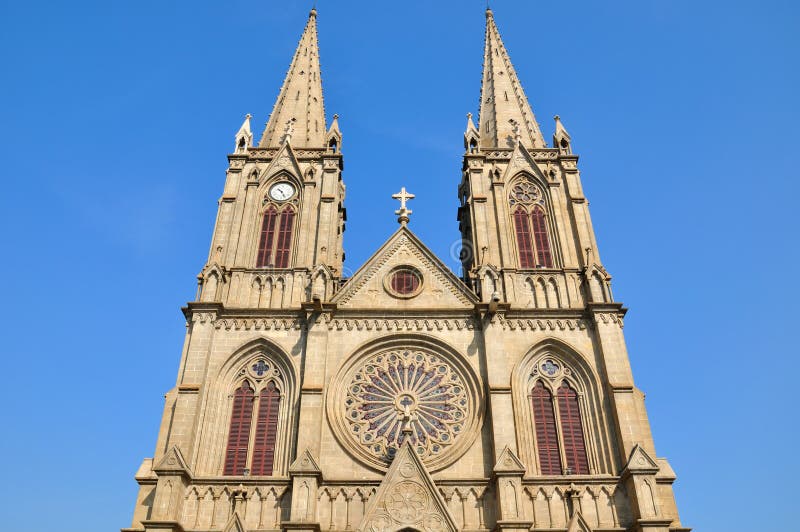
[509,181,543,206]
[344,349,470,465]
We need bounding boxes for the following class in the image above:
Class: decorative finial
[245,113,252,120]
[467,112,472,120]
[333,113,339,120]
[309,7,317,18]
[391,187,415,226]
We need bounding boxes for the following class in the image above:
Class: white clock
[269,182,295,201]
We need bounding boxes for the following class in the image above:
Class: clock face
[269,182,295,201]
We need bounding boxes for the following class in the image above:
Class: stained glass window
[344,350,469,465]
[531,381,562,475]
[390,269,421,295]
[256,204,295,268]
[223,381,255,476]
[251,381,281,476]
[557,381,589,475]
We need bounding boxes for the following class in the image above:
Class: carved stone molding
[327,318,475,332]
[214,318,303,331]
[593,312,624,327]
[192,312,217,324]
[497,317,587,331]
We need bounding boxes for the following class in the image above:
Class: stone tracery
[329,338,482,472]
[344,349,469,465]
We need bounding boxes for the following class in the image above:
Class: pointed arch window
[257,205,295,268]
[531,381,562,475]
[510,181,554,268]
[223,381,255,476]
[531,206,553,268]
[557,381,589,474]
[251,381,281,476]
[514,207,536,268]
[223,359,288,477]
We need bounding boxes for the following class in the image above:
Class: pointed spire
[327,113,341,137]
[259,9,327,148]
[234,113,252,153]
[465,112,478,134]
[326,113,342,153]
[553,114,572,154]
[464,112,480,152]
[478,9,546,149]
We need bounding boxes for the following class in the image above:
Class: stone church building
[124,8,688,532]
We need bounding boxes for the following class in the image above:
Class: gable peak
[289,448,322,475]
[357,441,458,532]
[623,443,660,474]
[331,225,479,308]
[494,445,526,474]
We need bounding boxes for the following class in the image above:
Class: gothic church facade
[124,9,688,532]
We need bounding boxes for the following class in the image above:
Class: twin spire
[259,9,328,149]
[244,8,553,152]
[478,8,546,149]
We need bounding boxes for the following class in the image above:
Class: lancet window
[223,360,285,476]
[509,180,553,268]
[256,203,296,268]
[528,360,590,475]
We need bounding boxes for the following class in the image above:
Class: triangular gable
[153,445,192,478]
[332,226,478,309]
[566,510,593,532]
[357,441,458,532]
[500,142,548,185]
[261,142,303,183]
[493,446,526,474]
[624,443,660,474]
[288,448,322,475]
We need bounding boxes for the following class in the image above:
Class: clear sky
[0,1,797,530]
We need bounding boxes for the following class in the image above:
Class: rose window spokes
[509,181,543,207]
[345,349,469,464]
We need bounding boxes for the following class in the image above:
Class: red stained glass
[514,207,536,268]
[531,206,553,268]
[223,381,254,476]
[273,207,295,268]
[531,381,562,475]
[256,206,278,267]
[557,381,589,475]
[391,270,420,295]
[251,381,281,476]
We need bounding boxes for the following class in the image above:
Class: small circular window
[385,267,422,298]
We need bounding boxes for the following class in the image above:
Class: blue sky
[0,1,797,530]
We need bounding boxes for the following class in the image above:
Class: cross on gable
[392,187,415,225]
